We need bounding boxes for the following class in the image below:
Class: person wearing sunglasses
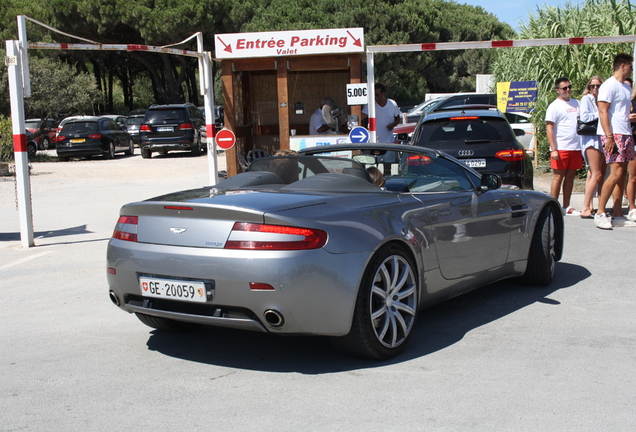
[595,53,636,229]
[546,76,583,216]
[579,76,605,219]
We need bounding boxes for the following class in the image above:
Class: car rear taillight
[179,123,194,130]
[88,134,104,139]
[56,135,66,141]
[113,216,138,242]
[140,125,151,132]
[495,149,526,161]
[406,155,433,166]
[225,222,327,250]
[450,116,479,121]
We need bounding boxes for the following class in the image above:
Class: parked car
[504,111,536,153]
[410,107,533,189]
[26,130,38,158]
[56,116,134,161]
[198,105,224,128]
[25,118,58,150]
[100,115,128,128]
[106,143,563,359]
[139,103,207,158]
[124,113,145,145]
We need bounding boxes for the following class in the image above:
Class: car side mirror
[513,128,526,137]
[480,173,502,191]
[395,132,410,143]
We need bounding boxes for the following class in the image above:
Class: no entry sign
[215,129,236,150]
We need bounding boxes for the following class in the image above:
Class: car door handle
[437,210,451,216]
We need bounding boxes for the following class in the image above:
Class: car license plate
[157,127,173,132]
[70,138,86,143]
[139,277,207,303]
[462,158,486,168]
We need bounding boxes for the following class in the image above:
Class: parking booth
[214,28,365,177]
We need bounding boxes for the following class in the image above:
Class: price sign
[346,83,368,105]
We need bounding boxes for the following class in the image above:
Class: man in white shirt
[361,83,401,143]
[546,76,582,216]
[309,97,336,135]
[594,53,636,229]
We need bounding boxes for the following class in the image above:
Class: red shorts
[550,150,583,170]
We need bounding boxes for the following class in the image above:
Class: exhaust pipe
[109,291,121,306]
[263,309,284,328]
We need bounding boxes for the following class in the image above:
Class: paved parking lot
[1,151,635,431]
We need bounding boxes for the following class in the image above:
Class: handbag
[577,117,598,135]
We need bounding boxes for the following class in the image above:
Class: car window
[125,117,144,126]
[397,151,475,192]
[248,156,367,184]
[416,117,513,147]
[25,121,41,129]
[146,109,187,123]
[62,122,99,134]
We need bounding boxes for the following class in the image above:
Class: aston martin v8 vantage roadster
[106,143,564,359]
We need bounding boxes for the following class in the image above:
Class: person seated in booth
[310,97,338,135]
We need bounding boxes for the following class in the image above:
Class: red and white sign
[215,28,364,59]
[215,129,236,150]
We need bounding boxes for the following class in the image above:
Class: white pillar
[6,40,34,247]
[198,36,218,184]
[366,52,376,143]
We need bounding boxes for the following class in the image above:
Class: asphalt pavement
[1,150,635,431]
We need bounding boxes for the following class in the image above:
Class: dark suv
[139,103,206,158]
[410,108,533,189]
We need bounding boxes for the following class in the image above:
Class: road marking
[0,251,53,271]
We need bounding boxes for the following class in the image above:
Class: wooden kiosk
[214,28,365,176]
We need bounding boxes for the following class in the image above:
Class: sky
[461,0,583,30]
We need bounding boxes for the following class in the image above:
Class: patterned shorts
[602,134,635,163]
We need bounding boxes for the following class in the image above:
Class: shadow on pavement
[0,224,93,242]
[144,261,590,374]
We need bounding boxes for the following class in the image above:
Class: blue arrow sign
[349,126,369,143]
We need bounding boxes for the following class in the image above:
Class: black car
[139,103,206,158]
[410,108,533,189]
[124,114,145,145]
[56,116,134,161]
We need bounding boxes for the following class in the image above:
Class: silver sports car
[107,143,564,359]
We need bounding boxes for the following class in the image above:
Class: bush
[0,116,14,163]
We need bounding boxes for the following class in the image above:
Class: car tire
[141,148,152,159]
[135,313,200,332]
[192,137,202,156]
[104,141,115,159]
[124,138,134,156]
[40,137,50,150]
[27,142,37,158]
[520,206,556,286]
[330,245,418,359]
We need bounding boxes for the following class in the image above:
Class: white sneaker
[594,213,612,229]
[627,208,636,222]
[563,206,581,216]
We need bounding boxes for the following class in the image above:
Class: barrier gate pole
[6,39,34,247]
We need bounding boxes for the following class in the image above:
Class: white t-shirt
[362,98,401,143]
[597,76,632,136]
[546,97,580,151]
[309,109,328,135]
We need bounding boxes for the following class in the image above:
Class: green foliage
[0,115,14,162]
[491,0,636,162]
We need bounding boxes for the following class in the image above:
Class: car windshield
[62,121,99,134]
[25,121,41,129]
[416,117,513,147]
[248,155,370,185]
[146,109,186,123]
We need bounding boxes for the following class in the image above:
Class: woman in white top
[580,76,605,218]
